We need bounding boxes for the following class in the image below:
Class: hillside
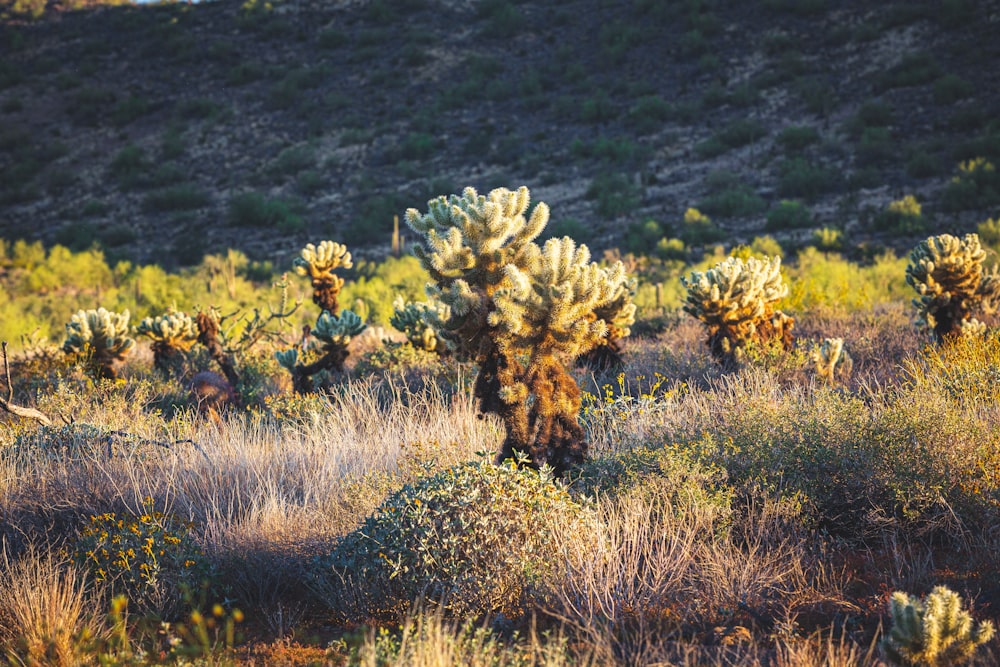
[1,0,999,270]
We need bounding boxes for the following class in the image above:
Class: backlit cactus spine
[882,585,995,666]
[681,255,795,367]
[62,307,136,380]
[812,337,852,384]
[292,241,353,314]
[135,310,199,376]
[406,186,635,475]
[276,309,366,393]
[905,233,1000,342]
[390,296,451,354]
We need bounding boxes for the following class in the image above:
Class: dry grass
[0,547,100,667]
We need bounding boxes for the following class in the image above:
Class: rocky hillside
[1,0,999,268]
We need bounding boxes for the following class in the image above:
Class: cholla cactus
[135,310,199,375]
[276,309,366,393]
[406,186,635,474]
[681,255,795,367]
[62,307,135,380]
[390,296,451,353]
[906,233,1000,342]
[883,585,995,666]
[292,240,353,314]
[812,337,852,384]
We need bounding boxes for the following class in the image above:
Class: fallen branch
[0,341,52,427]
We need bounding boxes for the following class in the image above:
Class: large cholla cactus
[390,296,451,353]
[681,255,795,366]
[135,310,199,376]
[292,240,353,314]
[276,309,366,393]
[882,585,995,666]
[62,307,135,380]
[405,186,635,475]
[906,233,1000,342]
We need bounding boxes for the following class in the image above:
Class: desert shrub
[905,233,1000,341]
[697,183,766,218]
[268,144,316,178]
[878,52,942,90]
[586,173,641,219]
[933,74,974,105]
[941,157,1000,211]
[678,206,725,245]
[777,125,820,153]
[143,185,211,213]
[811,226,844,251]
[977,217,1000,248]
[873,194,926,234]
[765,200,812,230]
[228,192,303,231]
[626,95,671,134]
[682,255,794,367]
[315,459,595,619]
[72,498,212,619]
[695,119,767,158]
[777,158,839,200]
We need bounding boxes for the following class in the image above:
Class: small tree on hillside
[405,186,635,475]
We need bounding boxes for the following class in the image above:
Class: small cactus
[292,241,353,314]
[812,337,852,384]
[883,585,995,666]
[906,233,1000,342]
[681,255,795,367]
[390,296,451,353]
[276,309,367,393]
[62,308,135,380]
[135,310,199,376]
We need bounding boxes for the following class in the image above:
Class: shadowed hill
[0,0,998,268]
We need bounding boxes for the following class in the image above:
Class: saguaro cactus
[62,308,135,380]
[681,255,795,367]
[906,233,1000,342]
[135,310,199,376]
[292,241,353,314]
[405,186,635,475]
[882,585,995,666]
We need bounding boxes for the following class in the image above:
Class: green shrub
[570,136,644,166]
[477,0,523,38]
[317,27,347,49]
[878,52,942,90]
[143,185,211,213]
[579,93,616,124]
[627,95,671,134]
[777,125,819,153]
[906,150,943,178]
[678,206,725,245]
[73,498,212,619]
[933,74,974,105]
[227,192,303,232]
[317,459,595,618]
[765,200,812,230]
[777,158,839,200]
[69,86,116,126]
[941,157,1000,211]
[873,195,926,234]
[698,184,766,218]
[586,173,641,219]
[175,97,223,121]
[762,0,826,16]
[795,77,837,115]
[695,119,766,158]
[625,220,666,254]
[268,144,316,178]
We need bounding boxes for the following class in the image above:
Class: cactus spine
[882,585,995,666]
[62,308,135,380]
[277,309,366,393]
[390,296,451,353]
[812,337,852,384]
[906,233,1000,342]
[681,255,795,367]
[292,241,353,314]
[406,186,635,475]
[135,310,199,376]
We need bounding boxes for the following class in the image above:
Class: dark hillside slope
[1,0,999,266]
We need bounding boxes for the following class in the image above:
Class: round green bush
[318,458,595,619]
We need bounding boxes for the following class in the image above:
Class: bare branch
[0,341,53,427]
